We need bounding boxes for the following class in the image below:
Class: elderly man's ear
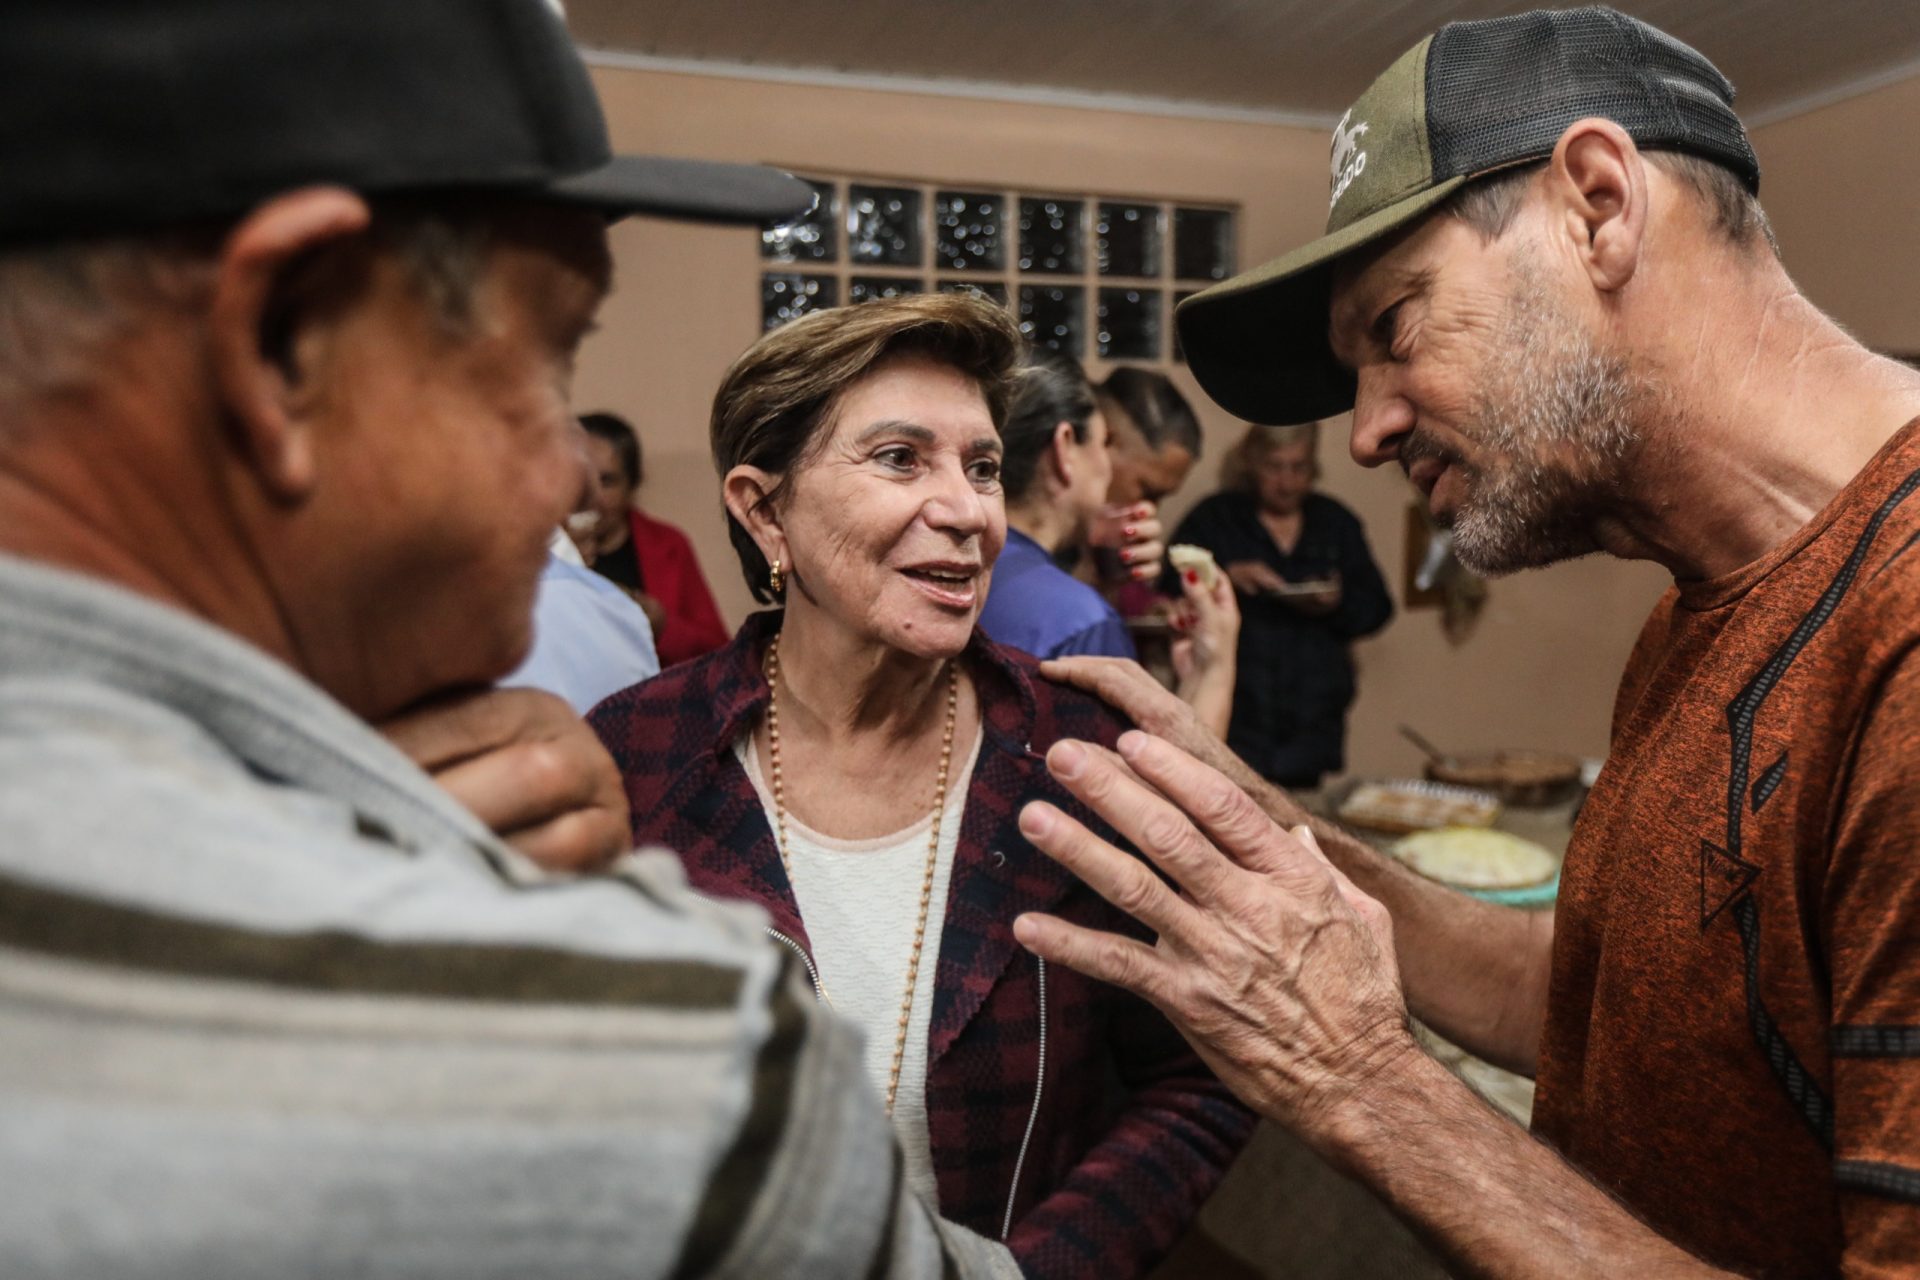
[1548,118,1647,295]
[206,186,375,505]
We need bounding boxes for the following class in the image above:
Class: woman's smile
[899,559,985,610]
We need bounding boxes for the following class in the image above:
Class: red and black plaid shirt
[589,611,1253,1278]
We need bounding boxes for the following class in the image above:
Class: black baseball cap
[1175,7,1760,425]
[0,0,817,244]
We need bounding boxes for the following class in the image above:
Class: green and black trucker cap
[0,0,817,245]
[1175,7,1759,426]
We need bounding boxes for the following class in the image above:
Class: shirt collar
[700,609,1042,760]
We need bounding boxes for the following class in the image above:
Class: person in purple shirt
[980,350,1238,734]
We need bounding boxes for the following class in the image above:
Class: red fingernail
[1183,569,1199,585]
[1124,525,1138,538]
[1120,548,1134,564]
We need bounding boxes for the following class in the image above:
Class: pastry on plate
[1391,826,1558,889]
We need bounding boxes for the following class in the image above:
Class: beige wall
[1751,75,1920,353]
[574,62,1915,777]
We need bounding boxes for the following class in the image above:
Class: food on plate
[1392,826,1558,889]
[1267,578,1338,597]
[1336,779,1500,834]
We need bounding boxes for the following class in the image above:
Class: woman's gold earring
[769,558,784,596]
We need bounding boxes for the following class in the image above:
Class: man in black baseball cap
[1017,8,1920,1274]
[1,0,817,238]
[0,3,1021,1276]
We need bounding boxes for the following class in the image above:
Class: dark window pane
[1172,289,1201,363]
[762,272,839,331]
[1098,287,1161,360]
[848,185,923,266]
[1018,198,1084,274]
[1173,207,1235,281]
[1097,202,1160,278]
[934,190,1005,272]
[849,276,924,304]
[1018,284,1085,355]
[760,178,836,262]
[939,279,1010,307]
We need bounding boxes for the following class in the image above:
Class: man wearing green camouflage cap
[1017,7,1920,1274]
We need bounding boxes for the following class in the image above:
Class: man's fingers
[430,739,595,838]
[1115,732,1331,892]
[1077,741,1167,800]
[1020,798,1197,939]
[1011,911,1172,1006]
[382,687,632,875]
[1040,740,1242,908]
[504,806,631,874]
[1039,656,1177,724]
[429,731,631,873]
[381,687,535,771]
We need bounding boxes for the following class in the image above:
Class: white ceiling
[568,0,1920,127]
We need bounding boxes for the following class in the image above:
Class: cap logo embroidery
[1329,109,1370,210]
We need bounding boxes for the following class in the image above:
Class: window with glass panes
[759,176,1236,365]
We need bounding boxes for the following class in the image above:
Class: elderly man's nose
[1349,367,1414,468]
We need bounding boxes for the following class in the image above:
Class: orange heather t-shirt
[1534,417,1920,1278]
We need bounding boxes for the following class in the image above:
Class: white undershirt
[736,725,983,1208]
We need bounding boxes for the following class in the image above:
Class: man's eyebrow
[966,434,1003,457]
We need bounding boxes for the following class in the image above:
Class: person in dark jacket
[590,293,1252,1279]
[1169,422,1393,786]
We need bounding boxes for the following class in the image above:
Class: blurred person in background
[504,419,660,713]
[1099,367,1203,507]
[1168,421,1392,787]
[981,347,1239,738]
[590,294,1253,1280]
[1089,368,1205,618]
[0,2,1021,1275]
[579,410,730,665]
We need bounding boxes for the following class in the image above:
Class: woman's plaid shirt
[589,611,1254,1278]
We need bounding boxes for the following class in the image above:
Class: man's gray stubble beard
[1444,269,1645,577]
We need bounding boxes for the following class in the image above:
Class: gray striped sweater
[0,554,1019,1280]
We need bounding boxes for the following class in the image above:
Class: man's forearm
[1246,774,1553,1076]
[1319,1049,1726,1280]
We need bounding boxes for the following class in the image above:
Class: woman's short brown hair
[711,292,1024,603]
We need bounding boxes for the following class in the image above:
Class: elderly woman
[980,347,1241,739]
[1168,421,1394,787]
[588,294,1251,1279]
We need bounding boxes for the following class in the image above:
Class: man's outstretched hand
[1040,655,1266,796]
[1012,730,1416,1142]
[381,687,631,873]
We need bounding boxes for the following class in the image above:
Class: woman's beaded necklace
[763,633,959,1118]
